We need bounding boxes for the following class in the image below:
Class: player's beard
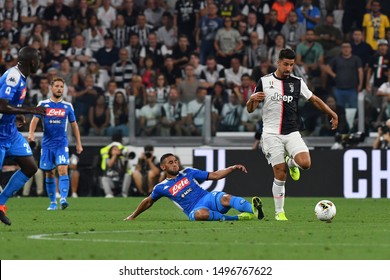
[53,91,63,99]
[166,169,179,176]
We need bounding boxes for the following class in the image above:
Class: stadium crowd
[0,0,389,138]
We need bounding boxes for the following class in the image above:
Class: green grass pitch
[0,197,389,260]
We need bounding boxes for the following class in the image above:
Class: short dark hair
[18,46,38,63]
[160,153,175,165]
[279,48,295,60]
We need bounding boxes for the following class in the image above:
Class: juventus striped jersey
[0,66,27,141]
[254,72,313,135]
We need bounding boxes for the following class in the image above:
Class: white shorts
[260,131,309,166]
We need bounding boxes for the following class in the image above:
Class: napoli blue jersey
[36,99,76,149]
[151,168,210,215]
[0,66,28,141]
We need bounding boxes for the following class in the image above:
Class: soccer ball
[314,200,336,221]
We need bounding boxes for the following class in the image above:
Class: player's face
[277,58,295,78]
[51,81,64,98]
[162,156,180,176]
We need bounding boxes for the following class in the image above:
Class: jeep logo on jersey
[271,93,293,103]
[169,178,190,196]
[46,108,66,117]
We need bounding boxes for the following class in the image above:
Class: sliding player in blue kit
[28,77,83,210]
[0,46,46,225]
[125,153,264,221]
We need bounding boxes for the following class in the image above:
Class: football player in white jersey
[247,48,338,221]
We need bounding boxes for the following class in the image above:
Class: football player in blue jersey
[124,153,264,221]
[28,77,83,211]
[0,46,46,225]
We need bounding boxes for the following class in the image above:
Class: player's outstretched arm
[208,164,248,180]
[124,196,155,221]
[309,94,339,130]
[0,99,46,115]
[246,92,265,113]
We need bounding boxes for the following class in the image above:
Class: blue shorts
[0,132,32,169]
[188,191,230,221]
[40,146,69,171]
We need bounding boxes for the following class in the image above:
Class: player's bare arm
[246,92,265,113]
[309,94,339,129]
[0,99,46,115]
[27,116,40,142]
[124,196,155,221]
[208,164,247,180]
[71,122,83,154]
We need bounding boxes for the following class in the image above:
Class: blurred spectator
[144,0,166,29]
[0,36,18,66]
[178,63,203,103]
[130,14,154,47]
[104,80,119,109]
[196,3,223,65]
[295,0,321,30]
[111,14,131,49]
[172,34,192,69]
[126,74,146,111]
[80,58,110,91]
[96,0,117,29]
[373,118,390,149]
[94,33,119,73]
[107,90,129,137]
[29,76,50,107]
[243,31,268,69]
[271,0,295,24]
[263,9,283,47]
[119,0,140,27]
[350,29,374,71]
[81,14,106,54]
[19,0,46,46]
[72,0,94,34]
[237,20,250,49]
[126,32,143,67]
[199,55,226,91]
[155,11,177,50]
[211,81,229,115]
[66,34,92,69]
[313,13,343,61]
[44,41,65,72]
[189,52,205,79]
[57,57,79,96]
[140,56,158,88]
[0,18,20,48]
[251,57,277,83]
[240,102,263,132]
[366,39,390,109]
[268,33,290,67]
[214,16,243,68]
[69,153,80,198]
[295,29,324,90]
[218,0,241,26]
[160,55,182,86]
[362,0,390,51]
[111,47,137,89]
[323,42,363,109]
[26,23,50,49]
[132,145,160,195]
[138,88,161,136]
[154,73,170,105]
[88,92,110,136]
[160,87,190,136]
[43,0,73,29]
[187,86,218,136]
[241,0,271,27]
[376,72,390,120]
[247,12,265,43]
[233,73,256,106]
[174,0,200,48]
[319,95,350,136]
[342,0,367,38]
[280,10,306,50]
[140,32,167,69]
[48,15,73,51]
[224,56,252,88]
[0,0,20,29]
[218,91,243,132]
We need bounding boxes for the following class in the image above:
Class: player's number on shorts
[58,155,67,164]
[24,143,32,154]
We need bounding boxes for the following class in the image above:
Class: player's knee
[220,194,231,206]
[298,158,311,170]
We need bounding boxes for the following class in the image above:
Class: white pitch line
[27,229,390,248]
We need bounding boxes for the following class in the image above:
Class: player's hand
[232,164,247,173]
[33,106,46,115]
[76,145,83,154]
[330,115,339,130]
[16,114,26,128]
[250,92,265,102]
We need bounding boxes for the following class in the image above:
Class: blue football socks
[0,170,30,205]
[58,175,69,199]
[229,195,253,213]
[45,177,56,203]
